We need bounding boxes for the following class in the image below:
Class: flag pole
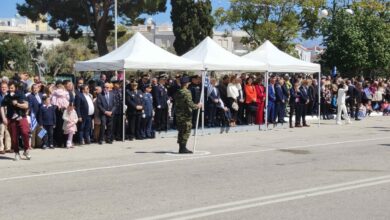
[122,69,126,142]
[318,71,321,127]
[201,70,206,135]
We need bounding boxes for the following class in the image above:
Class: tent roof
[182,37,267,72]
[242,40,321,73]
[75,32,203,71]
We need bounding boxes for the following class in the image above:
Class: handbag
[248,102,258,112]
[231,102,239,111]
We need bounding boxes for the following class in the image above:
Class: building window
[36,25,39,31]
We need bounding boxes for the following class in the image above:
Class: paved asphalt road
[0,117,389,220]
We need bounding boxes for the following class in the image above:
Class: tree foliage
[321,0,390,78]
[0,34,32,72]
[214,0,325,52]
[17,0,166,56]
[171,0,214,55]
[45,41,96,76]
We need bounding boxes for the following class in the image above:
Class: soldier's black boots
[179,143,193,154]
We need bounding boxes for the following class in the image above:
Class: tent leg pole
[265,71,269,131]
[201,70,206,135]
[123,69,126,142]
[193,70,206,152]
[318,71,321,127]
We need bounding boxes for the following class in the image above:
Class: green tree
[17,0,166,56]
[214,0,325,52]
[45,41,96,76]
[0,34,31,72]
[107,25,134,50]
[171,0,214,55]
[321,0,390,78]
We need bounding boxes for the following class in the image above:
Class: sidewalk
[156,112,384,139]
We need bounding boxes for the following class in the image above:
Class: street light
[345,9,354,15]
[114,0,118,49]
[319,9,329,18]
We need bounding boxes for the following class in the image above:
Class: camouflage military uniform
[174,88,198,145]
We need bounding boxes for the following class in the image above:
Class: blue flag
[331,66,337,77]
[37,128,47,139]
[204,72,212,98]
[30,111,38,131]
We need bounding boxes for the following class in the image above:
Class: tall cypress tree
[171,0,214,55]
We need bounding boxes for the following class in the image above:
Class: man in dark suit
[28,83,43,148]
[152,75,169,131]
[354,82,363,120]
[275,78,287,123]
[75,85,94,144]
[218,75,229,108]
[125,80,144,140]
[112,80,124,141]
[299,80,310,127]
[168,74,181,129]
[97,83,116,144]
[206,78,221,127]
[267,76,276,123]
[189,75,202,127]
[346,80,356,118]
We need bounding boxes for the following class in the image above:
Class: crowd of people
[0,72,389,159]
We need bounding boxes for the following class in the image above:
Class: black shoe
[98,141,103,145]
[178,143,193,154]
[179,148,193,154]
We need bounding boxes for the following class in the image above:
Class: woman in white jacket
[227,76,239,126]
[336,82,351,125]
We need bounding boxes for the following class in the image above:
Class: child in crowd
[51,84,69,110]
[62,103,78,148]
[38,96,56,149]
[357,104,367,120]
[381,100,390,116]
[141,84,154,139]
[365,101,373,116]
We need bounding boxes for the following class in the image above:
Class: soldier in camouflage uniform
[174,76,202,154]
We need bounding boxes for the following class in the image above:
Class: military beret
[180,76,190,84]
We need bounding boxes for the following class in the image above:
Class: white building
[129,18,250,55]
[295,44,324,63]
[0,16,61,49]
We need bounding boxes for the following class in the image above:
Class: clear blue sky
[0,0,319,47]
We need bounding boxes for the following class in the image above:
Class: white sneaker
[336,121,342,125]
[23,151,31,160]
[14,153,21,161]
[346,120,352,124]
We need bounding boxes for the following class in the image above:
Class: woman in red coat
[255,78,266,125]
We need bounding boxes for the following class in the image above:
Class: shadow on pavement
[135,151,176,154]
[0,156,14,161]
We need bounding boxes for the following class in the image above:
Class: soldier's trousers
[177,119,192,145]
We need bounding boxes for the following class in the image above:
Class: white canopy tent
[242,40,320,73]
[75,32,204,142]
[182,37,267,71]
[75,32,203,71]
[182,37,267,151]
[243,40,321,129]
